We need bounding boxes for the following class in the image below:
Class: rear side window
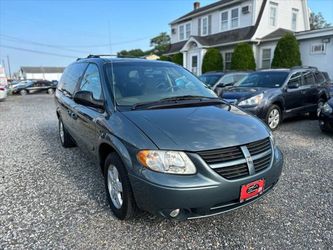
[59,63,87,95]
[79,64,103,100]
[303,71,315,85]
[314,71,325,84]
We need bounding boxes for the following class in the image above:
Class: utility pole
[7,55,11,79]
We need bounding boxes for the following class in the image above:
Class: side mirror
[288,82,300,89]
[73,90,104,109]
[214,87,224,96]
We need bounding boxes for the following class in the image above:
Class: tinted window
[221,73,248,85]
[314,71,325,84]
[79,64,103,100]
[288,72,302,86]
[199,74,223,87]
[303,71,315,85]
[236,71,289,88]
[106,62,216,106]
[59,63,87,95]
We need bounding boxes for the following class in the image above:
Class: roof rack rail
[291,65,318,70]
[86,54,118,58]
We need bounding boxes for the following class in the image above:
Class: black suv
[12,80,56,95]
[222,68,330,130]
[55,56,283,220]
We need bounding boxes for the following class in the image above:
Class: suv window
[59,63,87,95]
[303,71,316,85]
[288,72,302,86]
[79,64,103,100]
[314,71,325,84]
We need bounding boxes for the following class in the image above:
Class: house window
[292,9,298,31]
[311,43,326,54]
[261,48,272,69]
[225,52,233,70]
[221,11,228,31]
[231,8,239,28]
[269,2,278,26]
[179,25,185,40]
[202,16,208,35]
[185,23,191,39]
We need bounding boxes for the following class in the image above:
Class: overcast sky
[0,0,332,74]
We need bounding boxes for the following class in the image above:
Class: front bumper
[319,112,333,132]
[129,147,283,219]
[240,105,267,120]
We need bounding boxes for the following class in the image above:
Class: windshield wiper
[131,95,225,110]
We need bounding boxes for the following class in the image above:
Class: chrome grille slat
[198,138,272,180]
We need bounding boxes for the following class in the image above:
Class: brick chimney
[194,1,200,10]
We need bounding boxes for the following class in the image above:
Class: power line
[0,44,78,58]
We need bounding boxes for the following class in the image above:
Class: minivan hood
[122,105,269,152]
[222,87,268,102]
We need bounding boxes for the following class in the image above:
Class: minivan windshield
[106,62,217,106]
[235,71,289,88]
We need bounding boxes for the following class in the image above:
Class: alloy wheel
[107,164,123,209]
[268,108,280,130]
[317,101,324,117]
[59,121,65,144]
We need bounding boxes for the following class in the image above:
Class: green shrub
[159,55,172,61]
[231,43,256,70]
[202,48,223,73]
[271,33,302,68]
[171,53,183,65]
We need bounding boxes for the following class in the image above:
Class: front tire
[58,119,76,147]
[266,105,282,130]
[104,153,137,220]
[20,89,27,96]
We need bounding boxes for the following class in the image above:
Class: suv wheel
[104,153,137,220]
[58,119,76,147]
[47,88,54,95]
[20,89,27,96]
[266,105,281,130]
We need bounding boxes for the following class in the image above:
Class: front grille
[198,146,243,164]
[198,138,272,180]
[214,163,249,180]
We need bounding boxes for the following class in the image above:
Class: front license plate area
[240,179,265,203]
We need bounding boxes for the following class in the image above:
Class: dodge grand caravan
[55,56,283,220]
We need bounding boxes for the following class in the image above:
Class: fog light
[169,209,180,218]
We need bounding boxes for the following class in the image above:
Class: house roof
[192,26,256,46]
[260,28,293,41]
[166,41,188,54]
[170,0,238,24]
[21,66,65,74]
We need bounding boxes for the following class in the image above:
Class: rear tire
[310,99,325,119]
[48,88,54,95]
[266,105,282,130]
[20,89,27,96]
[58,119,76,148]
[104,153,137,220]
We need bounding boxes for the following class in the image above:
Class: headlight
[137,150,196,175]
[238,93,264,107]
[322,103,333,114]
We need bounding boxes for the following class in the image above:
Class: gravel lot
[0,94,332,249]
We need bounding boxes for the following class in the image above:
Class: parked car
[221,68,330,130]
[319,98,333,132]
[55,56,283,220]
[12,80,56,95]
[0,86,7,101]
[199,71,249,90]
[321,71,333,97]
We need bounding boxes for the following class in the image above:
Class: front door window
[192,55,198,75]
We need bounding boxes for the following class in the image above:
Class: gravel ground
[0,94,332,249]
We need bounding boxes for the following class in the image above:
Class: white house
[165,0,333,78]
[19,66,65,81]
